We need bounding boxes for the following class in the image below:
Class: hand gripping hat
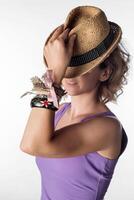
[43,5,122,78]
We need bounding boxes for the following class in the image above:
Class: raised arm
[20,24,76,154]
[20,112,122,158]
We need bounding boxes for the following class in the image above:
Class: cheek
[81,75,99,90]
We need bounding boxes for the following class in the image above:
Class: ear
[99,66,113,82]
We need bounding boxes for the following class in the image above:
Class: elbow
[19,136,37,155]
[20,143,31,153]
[19,135,51,156]
[19,139,28,151]
[20,143,51,157]
[19,143,34,155]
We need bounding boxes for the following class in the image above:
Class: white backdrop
[0,0,134,199]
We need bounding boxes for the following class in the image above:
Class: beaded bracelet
[30,95,58,111]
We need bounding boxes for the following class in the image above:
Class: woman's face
[61,66,102,96]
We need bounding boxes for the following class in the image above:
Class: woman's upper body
[34,64,124,159]
[35,102,128,200]
[19,17,129,200]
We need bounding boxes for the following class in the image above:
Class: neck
[69,89,107,119]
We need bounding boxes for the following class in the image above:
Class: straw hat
[43,5,122,78]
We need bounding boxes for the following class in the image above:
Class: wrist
[30,95,58,111]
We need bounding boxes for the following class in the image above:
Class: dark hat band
[69,22,119,67]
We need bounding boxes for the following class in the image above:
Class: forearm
[20,107,55,153]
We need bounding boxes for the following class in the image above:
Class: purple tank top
[35,102,128,200]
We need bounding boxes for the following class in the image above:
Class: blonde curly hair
[97,42,131,104]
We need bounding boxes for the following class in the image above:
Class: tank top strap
[54,102,70,128]
[80,111,116,122]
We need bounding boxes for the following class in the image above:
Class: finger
[49,24,64,43]
[44,26,59,47]
[58,28,70,40]
[68,34,77,53]
[43,24,64,53]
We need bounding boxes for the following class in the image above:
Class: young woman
[20,6,130,200]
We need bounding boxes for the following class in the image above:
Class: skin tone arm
[20,108,122,158]
[19,24,77,152]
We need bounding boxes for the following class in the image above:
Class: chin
[66,91,78,96]
[62,80,83,95]
[64,87,82,96]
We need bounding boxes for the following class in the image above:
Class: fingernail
[58,26,62,29]
[57,25,63,29]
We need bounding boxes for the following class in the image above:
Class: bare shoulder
[83,115,122,138]
[90,115,122,141]
[85,116,123,158]
[100,115,122,130]
[77,115,123,157]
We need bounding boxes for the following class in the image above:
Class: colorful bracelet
[30,95,58,111]
[20,69,67,110]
